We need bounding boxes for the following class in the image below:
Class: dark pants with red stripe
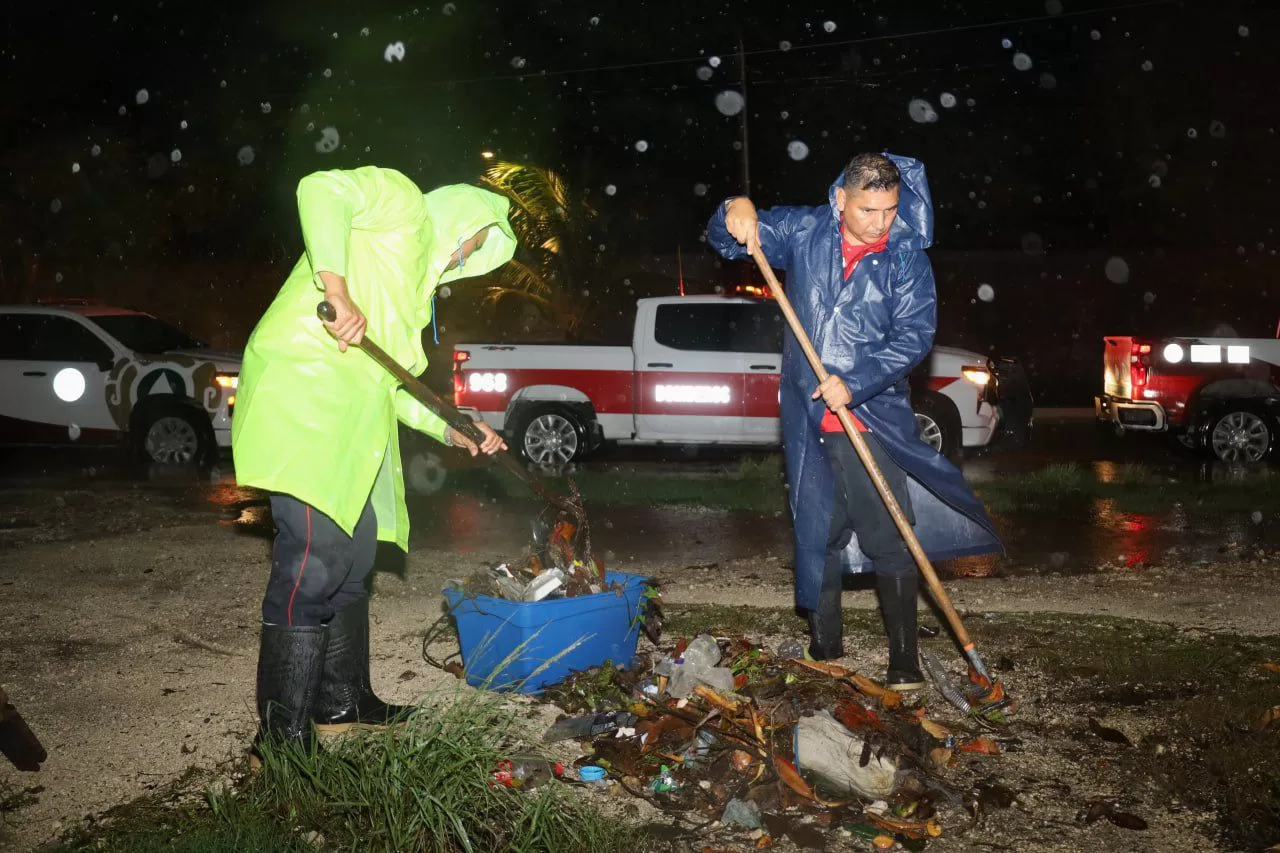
[263,494,377,627]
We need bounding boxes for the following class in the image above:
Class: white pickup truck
[451,296,1031,468]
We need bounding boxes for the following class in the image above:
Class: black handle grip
[317,301,338,323]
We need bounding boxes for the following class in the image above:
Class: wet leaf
[929,747,953,768]
[443,661,464,679]
[1088,717,1133,746]
[1106,811,1149,830]
[1082,799,1109,824]
[835,697,886,731]
[397,669,418,682]
[918,718,951,740]
[1257,662,1280,674]
[864,810,941,840]
[773,754,846,807]
[957,737,1001,755]
[1255,705,1280,731]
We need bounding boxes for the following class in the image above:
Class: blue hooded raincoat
[707,153,1003,611]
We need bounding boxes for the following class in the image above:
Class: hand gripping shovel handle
[316,302,577,517]
[745,248,992,681]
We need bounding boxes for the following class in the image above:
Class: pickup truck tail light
[452,350,470,406]
[1130,341,1152,391]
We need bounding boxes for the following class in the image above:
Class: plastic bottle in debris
[492,758,563,789]
[678,634,722,669]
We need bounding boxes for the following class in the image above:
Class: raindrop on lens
[91,144,101,156]
[693,183,708,196]
[1187,128,1198,139]
[709,56,721,68]
[696,66,713,81]
[634,140,648,152]
[170,149,182,163]
[50,198,62,213]
[714,90,745,116]
[1209,120,1226,138]
[1013,52,1033,71]
[604,184,617,196]
[787,140,809,160]
[237,145,255,165]
[1090,29,1102,40]
[1238,25,1250,37]
[135,88,150,104]
[1001,38,1013,49]
[1148,175,1162,188]
[779,40,792,51]
[1104,257,1130,283]
[1039,72,1057,89]
[510,56,526,69]
[908,98,938,123]
[72,162,80,173]
[939,92,957,108]
[1141,60,1153,71]
[977,284,995,302]
[823,20,836,33]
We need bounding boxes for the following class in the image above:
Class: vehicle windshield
[88,314,204,354]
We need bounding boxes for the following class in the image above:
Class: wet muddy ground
[1,413,1278,851]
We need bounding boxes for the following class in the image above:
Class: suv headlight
[961,366,991,386]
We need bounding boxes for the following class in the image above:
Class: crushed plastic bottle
[492,758,564,789]
[677,634,721,669]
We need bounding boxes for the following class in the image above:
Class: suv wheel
[138,405,210,465]
[913,392,962,458]
[1208,408,1274,464]
[512,405,585,470]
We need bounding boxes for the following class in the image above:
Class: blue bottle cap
[578,765,607,782]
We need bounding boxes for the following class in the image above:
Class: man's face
[836,185,899,246]
[445,227,490,271]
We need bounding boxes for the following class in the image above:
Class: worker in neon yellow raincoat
[232,166,516,751]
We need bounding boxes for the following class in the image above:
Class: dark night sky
[2,0,1278,402]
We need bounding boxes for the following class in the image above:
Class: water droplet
[384,42,406,62]
[1021,232,1044,255]
[323,68,333,78]
[1148,174,1162,188]
[823,20,836,33]
[55,272,63,283]
[90,144,101,157]
[71,162,80,173]
[977,283,995,302]
[1104,256,1130,283]
[696,66,713,81]
[709,56,721,68]
[939,92,957,108]
[787,140,809,161]
[443,2,456,14]
[693,183,708,196]
[714,90,745,116]
[1141,59,1153,71]
[634,139,649,152]
[1001,38,1013,49]
[1039,72,1057,89]
[966,97,977,107]
[908,98,938,123]
[1143,291,1156,304]
[1209,119,1226,138]
[1251,510,1263,524]
[604,184,617,196]
[68,423,81,441]
[315,127,341,153]
[260,102,272,114]
[118,106,127,116]
[510,56,526,69]
[1238,25,1250,38]
[1187,127,1198,139]
[1013,52,1033,71]
[1090,29,1102,40]
[589,15,599,25]
[170,149,182,163]
[361,26,370,36]
[779,40,792,51]
[135,88,150,104]
[439,286,452,299]
[780,110,790,120]
[50,198,62,213]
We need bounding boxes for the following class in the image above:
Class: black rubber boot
[877,572,926,691]
[807,586,845,661]
[253,624,327,760]
[314,599,415,730]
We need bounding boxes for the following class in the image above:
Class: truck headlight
[215,373,239,389]
[961,366,991,386]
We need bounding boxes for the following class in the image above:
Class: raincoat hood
[424,184,518,288]
[827,153,934,252]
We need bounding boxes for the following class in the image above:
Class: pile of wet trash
[473,633,1041,851]
[449,516,618,602]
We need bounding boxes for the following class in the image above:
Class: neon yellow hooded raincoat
[232,166,516,549]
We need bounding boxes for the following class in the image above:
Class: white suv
[0,300,241,464]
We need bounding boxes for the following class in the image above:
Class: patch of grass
[53,690,647,853]
[664,602,883,643]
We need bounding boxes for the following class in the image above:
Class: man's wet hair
[843,153,900,192]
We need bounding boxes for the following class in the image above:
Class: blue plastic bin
[442,571,652,693]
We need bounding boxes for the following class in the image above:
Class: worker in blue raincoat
[707,152,1002,690]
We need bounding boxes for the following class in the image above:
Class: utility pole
[738,34,750,197]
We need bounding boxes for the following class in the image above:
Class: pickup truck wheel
[513,405,584,469]
[913,392,962,459]
[1207,408,1274,464]
[137,404,212,466]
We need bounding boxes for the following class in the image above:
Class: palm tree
[478,160,597,338]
